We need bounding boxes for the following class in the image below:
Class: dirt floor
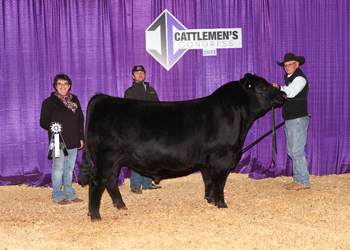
[1,173,350,250]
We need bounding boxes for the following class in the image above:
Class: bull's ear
[244,73,253,78]
[241,73,252,85]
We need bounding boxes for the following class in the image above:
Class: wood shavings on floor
[1,173,350,249]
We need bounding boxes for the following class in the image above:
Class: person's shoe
[131,187,142,194]
[283,182,297,188]
[143,184,161,190]
[286,182,310,190]
[71,197,83,202]
[56,199,71,205]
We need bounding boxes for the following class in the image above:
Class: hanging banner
[146,9,242,70]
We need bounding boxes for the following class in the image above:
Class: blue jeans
[284,116,310,187]
[51,148,78,202]
[130,169,152,189]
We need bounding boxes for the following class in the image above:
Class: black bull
[78,73,286,221]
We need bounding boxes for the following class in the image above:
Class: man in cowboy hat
[272,53,310,190]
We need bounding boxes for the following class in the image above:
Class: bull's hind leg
[106,172,127,210]
[88,166,109,221]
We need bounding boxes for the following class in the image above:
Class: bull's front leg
[201,167,228,207]
[212,174,228,208]
[207,166,231,208]
[200,167,214,203]
[210,155,241,208]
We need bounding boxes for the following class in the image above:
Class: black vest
[282,68,309,120]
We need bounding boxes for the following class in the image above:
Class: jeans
[130,169,153,189]
[284,116,310,187]
[51,148,78,202]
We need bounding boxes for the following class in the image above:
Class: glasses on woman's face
[283,62,296,68]
[57,80,69,86]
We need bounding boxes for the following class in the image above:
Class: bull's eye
[249,85,251,88]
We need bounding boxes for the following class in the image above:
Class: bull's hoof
[91,216,102,222]
[216,202,228,208]
[90,213,102,222]
[205,197,214,204]
[113,203,127,210]
[87,211,103,221]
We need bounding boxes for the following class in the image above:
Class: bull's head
[241,73,286,108]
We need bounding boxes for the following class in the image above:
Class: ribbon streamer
[47,122,68,159]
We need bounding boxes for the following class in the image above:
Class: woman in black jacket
[40,74,84,205]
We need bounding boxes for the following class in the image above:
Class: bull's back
[86,94,237,174]
[89,95,223,142]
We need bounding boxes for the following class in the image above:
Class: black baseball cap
[132,65,146,73]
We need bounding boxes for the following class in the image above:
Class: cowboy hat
[277,53,305,66]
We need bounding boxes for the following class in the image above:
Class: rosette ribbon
[47,121,68,159]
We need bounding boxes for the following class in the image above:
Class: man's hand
[272,83,280,89]
[78,140,84,150]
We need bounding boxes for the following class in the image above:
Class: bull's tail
[78,94,100,186]
[78,141,92,186]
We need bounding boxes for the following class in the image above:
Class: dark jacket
[124,82,159,101]
[40,92,84,149]
[282,68,309,120]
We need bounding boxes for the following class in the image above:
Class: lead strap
[272,107,277,163]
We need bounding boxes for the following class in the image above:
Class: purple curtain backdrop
[0,0,349,186]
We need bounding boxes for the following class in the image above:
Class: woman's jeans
[284,116,310,187]
[51,148,78,202]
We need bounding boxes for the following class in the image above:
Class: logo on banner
[145,9,242,71]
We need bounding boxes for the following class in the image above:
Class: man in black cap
[124,65,161,194]
[273,53,310,190]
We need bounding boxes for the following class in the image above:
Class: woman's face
[56,79,70,96]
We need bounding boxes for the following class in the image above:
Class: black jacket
[282,68,309,120]
[124,82,159,101]
[40,92,84,149]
